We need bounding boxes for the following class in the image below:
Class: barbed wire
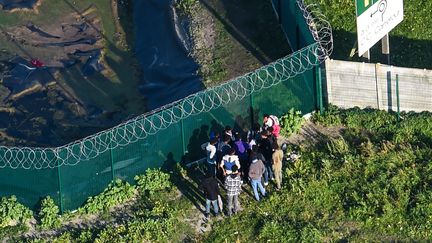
[0,0,333,169]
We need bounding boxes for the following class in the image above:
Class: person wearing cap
[224,165,242,216]
[248,156,266,201]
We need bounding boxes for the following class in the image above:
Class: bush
[134,168,172,195]
[0,196,33,228]
[79,179,136,214]
[279,108,304,137]
[38,196,61,230]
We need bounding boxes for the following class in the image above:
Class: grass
[1,107,431,241]
[306,0,432,68]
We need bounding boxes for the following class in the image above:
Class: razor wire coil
[0,0,333,169]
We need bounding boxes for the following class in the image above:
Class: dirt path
[282,121,345,146]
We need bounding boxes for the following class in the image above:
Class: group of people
[200,114,284,218]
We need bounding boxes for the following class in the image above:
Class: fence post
[396,74,400,122]
[249,81,255,128]
[56,158,64,214]
[316,65,324,113]
[109,132,115,181]
[180,118,186,156]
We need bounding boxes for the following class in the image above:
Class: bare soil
[5,7,103,67]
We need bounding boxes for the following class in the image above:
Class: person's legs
[227,195,234,216]
[273,165,282,189]
[257,179,266,197]
[267,164,274,180]
[251,179,260,201]
[205,199,211,215]
[211,199,219,215]
[263,166,269,185]
[233,194,239,213]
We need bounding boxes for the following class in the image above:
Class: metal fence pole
[249,81,255,127]
[315,66,324,113]
[109,132,115,180]
[396,74,400,122]
[180,118,186,156]
[56,158,64,214]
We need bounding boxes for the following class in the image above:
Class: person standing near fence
[248,157,266,201]
[201,137,218,176]
[272,143,284,191]
[224,165,242,216]
[263,114,281,137]
[259,131,274,186]
[201,172,220,218]
[220,148,241,177]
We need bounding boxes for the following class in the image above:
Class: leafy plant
[38,196,61,230]
[279,108,304,137]
[0,196,33,228]
[312,104,342,126]
[134,168,172,195]
[175,0,198,14]
[79,179,136,214]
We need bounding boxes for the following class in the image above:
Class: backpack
[269,115,280,126]
[223,157,236,171]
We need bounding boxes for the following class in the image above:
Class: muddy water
[133,0,203,110]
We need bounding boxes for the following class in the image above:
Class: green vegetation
[77,179,136,215]
[1,108,432,241]
[135,168,172,195]
[206,107,432,241]
[185,0,290,87]
[38,196,61,230]
[306,0,432,68]
[279,108,304,137]
[0,168,195,242]
[175,0,198,14]
[0,196,33,227]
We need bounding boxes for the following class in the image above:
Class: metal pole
[109,132,115,180]
[316,65,324,113]
[382,34,391,65]
[250,81,255,127]
[396,74,400,122]
[56,158,64,214]
[180,118,186,156]
[362,50,370,62]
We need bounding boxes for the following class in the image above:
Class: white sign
[356,0,404,56]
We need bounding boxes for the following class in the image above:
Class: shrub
[79,179,136,214]
[0,196,33,228]
[38,196,61,230]
[135,168,172,195]
[279,108,304,137]
[312,104,342,126]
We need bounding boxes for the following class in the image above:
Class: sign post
[356,0,404,58]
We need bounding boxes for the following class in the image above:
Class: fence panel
[59,140,112,211]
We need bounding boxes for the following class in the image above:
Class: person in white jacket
[220,148,240,176]
[201,137,218,176]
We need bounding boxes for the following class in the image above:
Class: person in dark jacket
[258,131,274,185]
[201,172,220,218]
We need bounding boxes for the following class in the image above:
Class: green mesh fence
[0,0,332,212]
